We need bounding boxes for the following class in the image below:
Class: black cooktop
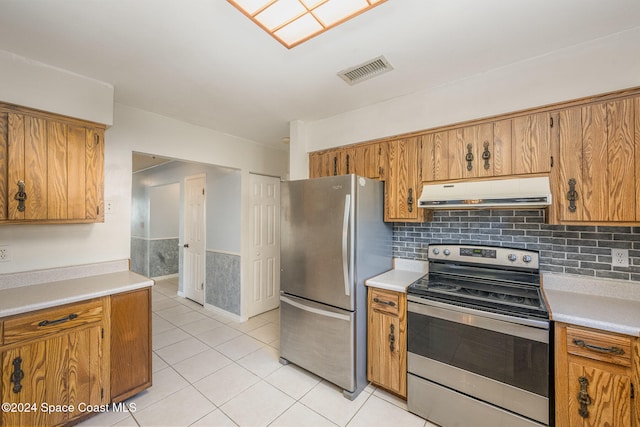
[408,246,549,320]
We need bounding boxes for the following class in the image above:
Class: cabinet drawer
[566,326,632,367]
[370,288,400,316]
[3,298,103,345]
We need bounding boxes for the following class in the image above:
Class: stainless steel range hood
[418,176,552,209]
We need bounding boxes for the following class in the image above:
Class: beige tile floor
[78,278,438,427]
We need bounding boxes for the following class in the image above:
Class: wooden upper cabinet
[0,106,105,224]
[636,96,640,222]
[492,119,513,176]
[309,149,343,177]
[309,151,330,178]
[552,98,636,223]
[447,123,494,180]
[309,143,384,180]
[384,136,425,222]
[7,114,45,220]
[423,121,511,182]
[352,143,383,179]
[420,131,448,182]
[512,112,552,175]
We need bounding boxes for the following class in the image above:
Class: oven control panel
[428,244,539,269]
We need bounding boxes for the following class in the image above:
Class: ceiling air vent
[337,55,394,85]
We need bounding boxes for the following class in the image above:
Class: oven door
[407,297,550,426]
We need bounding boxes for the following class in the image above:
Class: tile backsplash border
[393,209,640,282]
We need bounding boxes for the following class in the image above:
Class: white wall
[291,27,640,178]
[132,160,242,253]
[207,169,242,254]
[149,183,180,239]
[0,49,114,125]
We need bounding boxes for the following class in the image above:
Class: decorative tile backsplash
[393,210,640,282]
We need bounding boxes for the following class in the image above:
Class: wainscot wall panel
[205,251,241,315]
[393,210,640,281]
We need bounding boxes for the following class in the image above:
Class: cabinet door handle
[373,297,396,307]
[567,179,578,213]
[14,180,27,212]
[482,141,491,170]
[577,376,592,418]
[38,313,78,327]
[346,154,350,174]
[572,338,625,355]
[11,357,24,393]
[465,143,474,171]
[333,157,338,176]
[389,324,395,352]
[407,188,414,213]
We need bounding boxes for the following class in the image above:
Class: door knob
[183,243,189,248]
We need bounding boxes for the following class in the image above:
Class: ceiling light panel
[275,14,324,45]
[228,0,389,48]
[255,0,306,30]
[314,0,369,27]
[230,0,268,15]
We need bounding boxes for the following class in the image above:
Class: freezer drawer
[280,294,355,393]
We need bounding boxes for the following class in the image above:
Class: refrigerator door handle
[342,194,351,296]
[281,296,351,321]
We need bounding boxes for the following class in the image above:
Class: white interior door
[248,174,280,317]
[183,174,206,304]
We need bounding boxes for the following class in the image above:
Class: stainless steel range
[407,244,552,427]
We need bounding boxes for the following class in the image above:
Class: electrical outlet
[611,248,629,268]
[0,245,11,262]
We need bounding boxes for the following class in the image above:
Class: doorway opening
[130,152,242,314]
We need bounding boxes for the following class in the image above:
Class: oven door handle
[407,298,549,343]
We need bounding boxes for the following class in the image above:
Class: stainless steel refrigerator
[279,174,392,400]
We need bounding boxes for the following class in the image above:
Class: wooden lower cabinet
[0,288,152,426]
[0,298,108,427]
[110,288,152,402]
[367,287,407,398]
[555,323,640,427]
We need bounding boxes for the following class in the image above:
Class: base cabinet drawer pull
[577,376,592,418]
[38,313,79,327]
[373,297,396,307]
[11,357,24,393]
[572,338,625,355]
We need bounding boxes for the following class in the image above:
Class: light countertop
[543,272,640,336]
[0,270,153,318]
[365,258,428,293]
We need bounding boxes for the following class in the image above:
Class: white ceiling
[0,0,639,151]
